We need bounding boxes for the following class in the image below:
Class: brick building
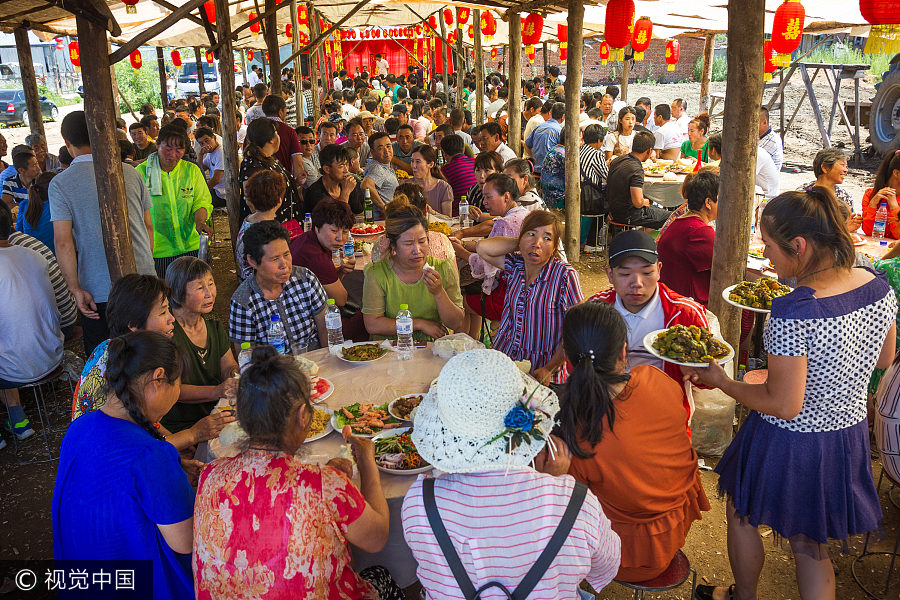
[480,36,707,86]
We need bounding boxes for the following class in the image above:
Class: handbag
[423,478,588,600]
[580,179,607,217]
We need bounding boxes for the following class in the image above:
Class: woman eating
[411,145,454,216]
[503,158,544,211]
[688,189,896,600]
[238,117,303,223]
[163,256,239,433]
[54,331,194,600]
[603,106,637,164]
[193,346,402,599]
[557,302,709,582]
[71,274,233,454]
[680,113,711,162]
[362,199,464,341]
[475,210,583,384]
[371,184,456,264]
[862,150,900,239]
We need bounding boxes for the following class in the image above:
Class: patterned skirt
[715,411,882,545]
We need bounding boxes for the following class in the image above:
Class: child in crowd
[234,170,284,280]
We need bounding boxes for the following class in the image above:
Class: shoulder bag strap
[513,481,589,599]
[423,478,478,600]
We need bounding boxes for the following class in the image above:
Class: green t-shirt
[161,314,230,433]
[136,157,213,258]
[362,255,463,341]
[680,139,709,162]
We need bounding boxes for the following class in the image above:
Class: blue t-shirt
[0,164,17,189]
[52,410,195,600]
[16,198,54,254]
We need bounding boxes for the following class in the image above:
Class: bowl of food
[722,279,791,313]
[304,407,334,443]
[388,394,424,421]
[332,402,402,437]
[338,342,390,363]
[643,324,734,367]
[373,427,432,474]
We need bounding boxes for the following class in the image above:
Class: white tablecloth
[197,343,450,588]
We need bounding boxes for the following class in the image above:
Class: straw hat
[411,349,559,474]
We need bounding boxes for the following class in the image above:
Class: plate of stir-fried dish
[331,402,403,437]
[373,428,431,474]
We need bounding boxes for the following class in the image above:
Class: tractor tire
[870,64,900,155]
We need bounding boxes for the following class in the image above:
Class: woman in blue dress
[686,187,897,600]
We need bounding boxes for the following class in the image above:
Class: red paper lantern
[860,1,900,54]
[521,13,543,46]
[443,9,453,26]
[481,12,497,41]
[491,47,497,59]
[457,7,470,29]
[298,31,309,45]
[763,39,777,81]
[468,24,474,39]
[171,49,182,67]
[285,24,292,38]
[205,50,214,64]
[68,40,80,68]
[527,48,536,63]
[247,50,254,61]
[428,15,437,30]
[604,0,635,61]
[297,5,308,25]
[249,12,261,37]
[130,49,142,70]
[770,0,804,67]
[122,0,139,14]
[203,0,215,24]
[665,39,680,71]
[558,25,568,64]
[264,51,269,61]
[54,37,63,50]
[599,40,610,65]
[631,16,652,60]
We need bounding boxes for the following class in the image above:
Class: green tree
[113,48,167,114]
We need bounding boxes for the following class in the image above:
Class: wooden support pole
[708,0,765,350]
[241,49,249,87]
[290,0,302,125]
[308,4,321,124]
[264,0,281,95]
[75,13,136,279]
[620,57,631,103]
[508,13,522,156]
[455,10,465,112]
[109,42,122,118]
[194,46,206,96]
[13,28,44,137]
[213,0,241,248]
[542,42,548,73]
[474,10,485,128]
[156,47,168,110]
[563,0,583,262]
[699,33,715,113]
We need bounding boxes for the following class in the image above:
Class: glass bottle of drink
[364,189,374,224]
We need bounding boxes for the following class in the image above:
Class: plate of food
[722,279,792,313]
[851,233,865,247]
[373,427,432,474]
[643,325,734,368]
[350,224,385,238]
[310,376,334,403]
[338,341,390,363]
[388,394,424,421]
[332,402,403,437]
[428,221,453,235]
[304,407,334,443]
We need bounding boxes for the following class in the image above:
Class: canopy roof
[0,0,875,53]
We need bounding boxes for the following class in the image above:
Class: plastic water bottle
[238,342,252,372]
[332,249,342,267]
[325,299,344,351]
[874,202,888,239]
[267,313,287,354]
[342,238,354,263]
[459,195,471,229]
[304,212,313,232]
[364,189,374,224]
[396,304,414,360]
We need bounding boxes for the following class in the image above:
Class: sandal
[695,583,735,600]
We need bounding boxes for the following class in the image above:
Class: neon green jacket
[137,157,212,258]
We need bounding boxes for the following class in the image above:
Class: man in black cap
[589,230,711,387]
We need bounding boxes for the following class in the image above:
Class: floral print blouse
[193,449,377,600]
[541,144,566,208]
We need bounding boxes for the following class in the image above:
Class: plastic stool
[6,365,71,464]
[615,550,697,600]
[852,470,900,598]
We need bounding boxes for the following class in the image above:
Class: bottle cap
[241,342,250,349]
[327,298,336,305]
[270,314,280,322]
[400,303,409,310]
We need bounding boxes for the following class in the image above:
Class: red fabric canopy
[338,38,455,76]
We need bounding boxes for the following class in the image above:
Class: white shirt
[523,115,544,156]
[494,142,516,163]
[612,100,627,115]
[375,58,390,77]
[653,120,683,150]
[342,102,359,121]
[201,145,226,196]
[755,147,780,198]
[602,131,635,154]
[248,70,261,86]
[453,129,472,146]
[613,288,665,370]
[333,77,343,91]
[676,114,691,136]
[245,104,265,124]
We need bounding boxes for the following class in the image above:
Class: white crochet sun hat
[411,349,559,474]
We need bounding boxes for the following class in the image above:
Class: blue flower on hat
[504,405,534,432]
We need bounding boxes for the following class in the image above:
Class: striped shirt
[758,127,784,172]
[493,254,583,383]
[402,469,621,600]
[441,154,477,211]
[8,231,78,328]
[2,174,28,206]
[579,144,608,187]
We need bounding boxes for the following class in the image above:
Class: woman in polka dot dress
[686,187,897,600]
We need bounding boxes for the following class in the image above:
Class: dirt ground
[2,70,899,598]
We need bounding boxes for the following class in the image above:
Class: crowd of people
[0,57,898,600]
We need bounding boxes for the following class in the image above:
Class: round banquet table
[196,343,450,588]
[642,173,687,208]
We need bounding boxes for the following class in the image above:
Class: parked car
[0,89,58,125]
[176,61,219,96]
